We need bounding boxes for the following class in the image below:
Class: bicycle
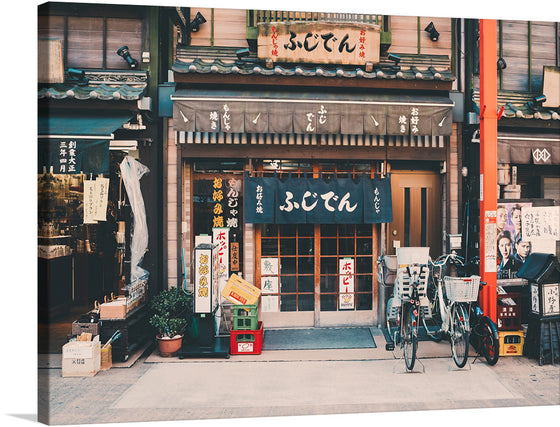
[462,257,500,365]
[385,263,430,371]
[422,253,477,368]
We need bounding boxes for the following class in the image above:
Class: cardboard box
[100,344,112,370]
[99,298,127,319]
[222,274,261,305]
[62,335,101,377]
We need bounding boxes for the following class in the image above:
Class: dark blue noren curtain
[243,172,276,224]
[244,174,393,224]
[334,176,364,224]
[306,177,336,223]
[363,174,393,223]
[38,138,110,175]
[275,174,307,224]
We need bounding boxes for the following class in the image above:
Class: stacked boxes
[497,292,521,331]
[497,292,524,356]
[223,275,263,355]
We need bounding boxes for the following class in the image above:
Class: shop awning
[38,112,133,139]
[172,89,454,136]
[38,113,133,175]
[497,132,560,165]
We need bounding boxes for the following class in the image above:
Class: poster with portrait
[496,202,532,278]
[496,202,532,242]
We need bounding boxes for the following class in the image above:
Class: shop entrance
[258,223,376,327]
[388,171,442,258]
[257,160,378,328]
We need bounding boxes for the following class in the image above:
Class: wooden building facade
[164,7,464,328]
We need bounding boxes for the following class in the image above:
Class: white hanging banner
[83,179,98,224]
[261,257,279,275]
[93,176,110,221]
[213,227,229,335]
[261,295,279,312]
[261,276,279,294]
[339,258,355,310]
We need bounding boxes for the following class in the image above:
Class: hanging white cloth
[120,156,150,284]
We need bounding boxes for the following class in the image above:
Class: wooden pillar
[479,19,498,322]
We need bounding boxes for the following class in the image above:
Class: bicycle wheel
[479,317,499,365]
[450,303,470,368]
[402,303,417,371]
[422,292,443,342]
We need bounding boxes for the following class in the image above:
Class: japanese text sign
[244,173,392,224]
[258,22,380,65]
[339,258,355,310]
[38,139,110,175]
[194,245,213,314]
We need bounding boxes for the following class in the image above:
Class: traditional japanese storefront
[165,10,460,328]
[168,89,456,328]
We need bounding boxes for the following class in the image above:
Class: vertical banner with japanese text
[194,245,213,314]
[193,174,244,274]
[339,258,355,310]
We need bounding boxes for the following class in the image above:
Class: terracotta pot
[156,334,183,357]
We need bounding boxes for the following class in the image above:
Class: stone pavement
[24,329,560,427]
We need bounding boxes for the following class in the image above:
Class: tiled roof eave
[473,90,560,122]
[38,69,148,101]
[38,83,146,101]
[171,58,456,83]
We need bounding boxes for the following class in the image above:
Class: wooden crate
[71,320,100,337]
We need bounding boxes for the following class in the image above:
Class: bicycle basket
[443,275,480,302]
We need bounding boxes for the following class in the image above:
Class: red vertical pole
[479,19,498,322]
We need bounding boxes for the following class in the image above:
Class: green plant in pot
[149,287,193,357]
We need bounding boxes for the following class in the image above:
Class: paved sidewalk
[29,330,560,426]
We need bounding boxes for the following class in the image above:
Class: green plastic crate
[232,304,258,330]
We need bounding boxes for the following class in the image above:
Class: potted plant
[149,287,193,357]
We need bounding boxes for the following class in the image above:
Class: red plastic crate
[497,293,521,331]
[230,321,263,355]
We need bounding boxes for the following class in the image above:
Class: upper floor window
[497,20,559,92]
[38,15,143,70]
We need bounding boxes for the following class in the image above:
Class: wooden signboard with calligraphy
[258,22,380,65]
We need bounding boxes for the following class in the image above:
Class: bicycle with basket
[385,247,431,371]
[423,253,499,367]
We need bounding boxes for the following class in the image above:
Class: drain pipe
[377,160,388,329]
[377,222,387,329]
